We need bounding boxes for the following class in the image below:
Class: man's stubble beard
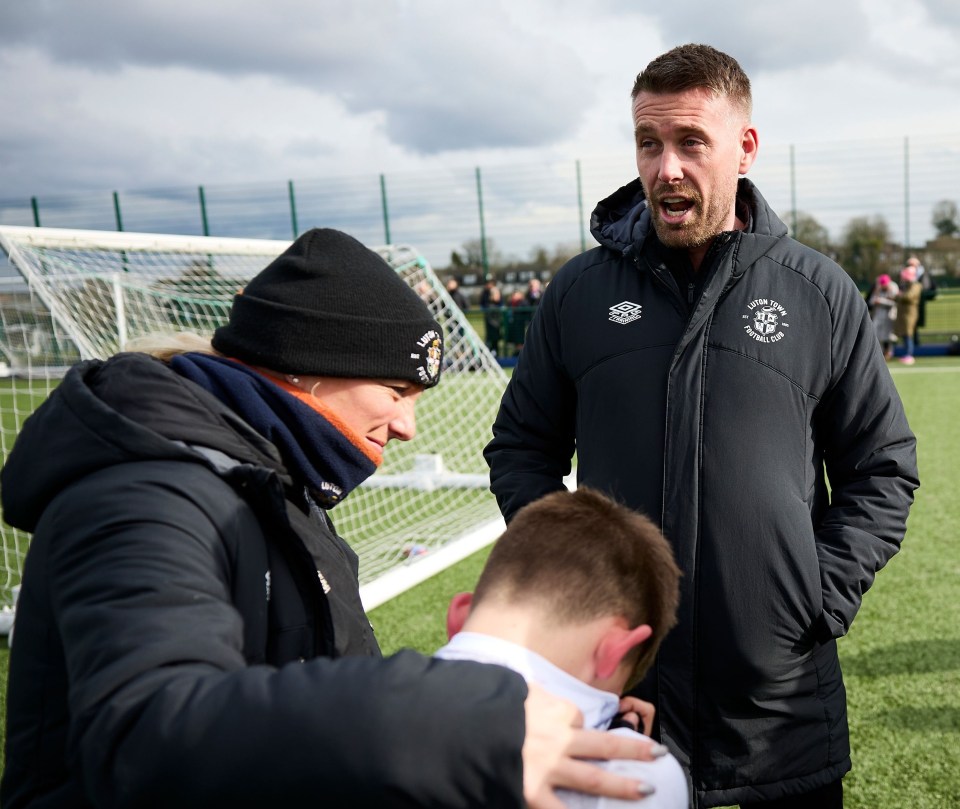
[643,178,738,250]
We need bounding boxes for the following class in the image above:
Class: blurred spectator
[906,256,937,347]
[414,280,434,307]
[478,277,498,308]
[525,277,543,307]
[479,279,503,356]
[895,265,922,365]
[868,274,899,360]
[506,290,530,356]
[446,278,469,312]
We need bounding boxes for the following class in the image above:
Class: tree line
[442,199,960,290]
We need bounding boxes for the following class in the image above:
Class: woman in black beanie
[1,228,660,809]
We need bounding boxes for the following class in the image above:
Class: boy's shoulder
[556,728,688,808]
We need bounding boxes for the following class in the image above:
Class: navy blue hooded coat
[486,178,918,807]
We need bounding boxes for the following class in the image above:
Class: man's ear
[738,124,759,175]
[595,624,653,680]
[446,592,473,639]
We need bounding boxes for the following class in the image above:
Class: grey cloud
[644,1,870,73]
[583,0,869,73]
[0,0,595,154]
[0,2,353,74]
[588,1,959,93]
[920,0,960,28]
[0,123,167,198]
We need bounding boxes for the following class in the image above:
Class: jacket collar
[436,632,620,731]
[590,176,789,272]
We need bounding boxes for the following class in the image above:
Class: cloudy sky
[1,0,959,202]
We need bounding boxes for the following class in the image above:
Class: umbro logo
[609,300,642,325]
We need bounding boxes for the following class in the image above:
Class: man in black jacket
[2,228,661,809]
[485,45,918,809]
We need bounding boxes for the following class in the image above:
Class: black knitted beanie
[212,228,444,388]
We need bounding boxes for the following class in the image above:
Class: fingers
[618,695,653,717]
[521,686,665,808]
[613,710,641,732]
[555,757,657,801]
[566,726,667,762]
[619,696,656,737]
[522,685,585,807]
[635,702,655,738]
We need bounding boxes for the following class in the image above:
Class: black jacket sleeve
[33,462,528,808]
[485,276,578,522]
[813,277,919,639]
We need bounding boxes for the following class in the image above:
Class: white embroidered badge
[742,299,790,344]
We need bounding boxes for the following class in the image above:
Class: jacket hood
[1,352,287,532]
[590,177,789,259]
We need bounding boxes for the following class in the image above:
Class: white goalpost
[0,225,511,631]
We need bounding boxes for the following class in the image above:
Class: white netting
[0,226,508,615]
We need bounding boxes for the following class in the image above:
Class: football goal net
[0,225,510,631]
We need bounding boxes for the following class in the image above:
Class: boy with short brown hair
[438,487,687,807]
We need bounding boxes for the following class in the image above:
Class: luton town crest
[412,329,443,384]
[742,299,789,344]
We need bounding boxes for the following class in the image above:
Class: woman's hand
[522,683,664,809]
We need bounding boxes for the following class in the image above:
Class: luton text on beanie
[212,228,444,388]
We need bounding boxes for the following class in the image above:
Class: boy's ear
[595,624,653,680]
[446,592,474,639]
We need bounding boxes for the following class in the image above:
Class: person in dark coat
[1,228,660,809]
[446,277,470,311]
[867,273,899,359]
[525,277,543,307]
[484,45,918,809]
[480,278,504,355]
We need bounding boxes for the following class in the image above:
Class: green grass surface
[913,287,960,342]
[1,359,958,806]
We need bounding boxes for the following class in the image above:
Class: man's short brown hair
[631,43,752,119]
[473,487,680,687]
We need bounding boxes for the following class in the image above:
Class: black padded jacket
[485,178,918,807]
[2,353,526,809]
